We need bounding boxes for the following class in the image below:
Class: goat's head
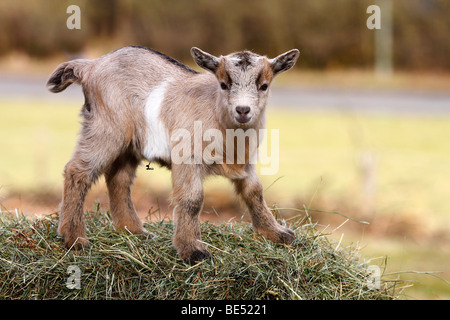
[191,47,299,128]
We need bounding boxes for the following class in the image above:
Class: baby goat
[47,46,300,264]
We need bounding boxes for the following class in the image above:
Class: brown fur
[47,46,299,263]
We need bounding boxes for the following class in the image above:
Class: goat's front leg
[233,166,295,244]
[171,164,210,264]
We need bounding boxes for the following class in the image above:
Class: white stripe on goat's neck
[143,81,171,162]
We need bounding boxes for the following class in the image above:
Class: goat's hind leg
[105,152,148,235]
[58,155,99,250]
[59,118,123,249]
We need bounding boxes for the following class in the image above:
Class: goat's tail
[46,59,91,93]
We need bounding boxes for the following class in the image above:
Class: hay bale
[0,208,402,299]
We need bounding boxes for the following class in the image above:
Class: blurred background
[0,0,449,298]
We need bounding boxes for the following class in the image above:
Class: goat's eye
[259,83,268,91]
[220,82,228,90]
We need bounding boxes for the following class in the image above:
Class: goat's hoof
[257,225,296,245]
[277,227,296,244]
[121,225,154,237]
[64,237,90,251]
[184,249,211,265]
[136,230,156,241]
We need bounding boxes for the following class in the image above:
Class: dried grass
[0,206,404,300]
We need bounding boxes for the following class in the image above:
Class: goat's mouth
[235,115,252,124]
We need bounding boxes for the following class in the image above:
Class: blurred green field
[266,109,450,221]
[0,98,449,299]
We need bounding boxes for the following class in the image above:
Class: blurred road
[1,74,450,115]
[270,86,450,115]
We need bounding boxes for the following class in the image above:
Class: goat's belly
[142,82,172,163]
[142,128,171,163]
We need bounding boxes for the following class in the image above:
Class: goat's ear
[191,47,220,73]
[269,49,300,76]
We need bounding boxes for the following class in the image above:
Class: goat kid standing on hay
[47,46,300,264]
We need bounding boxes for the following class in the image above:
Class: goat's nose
[236,106,251,115]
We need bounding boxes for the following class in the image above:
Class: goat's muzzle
[235,106,252,124]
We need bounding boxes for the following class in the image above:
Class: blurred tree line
[0,0,449,71]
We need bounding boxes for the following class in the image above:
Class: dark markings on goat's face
[216,52,273,128]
